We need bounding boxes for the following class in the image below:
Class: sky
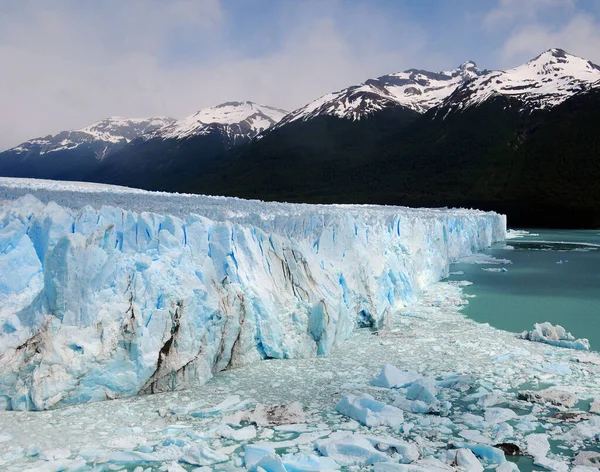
[2,0,600,149]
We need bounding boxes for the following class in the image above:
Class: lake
[448,229,600,351]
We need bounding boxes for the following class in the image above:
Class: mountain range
[1,48,599,227]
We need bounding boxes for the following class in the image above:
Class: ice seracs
[0,177,505,411]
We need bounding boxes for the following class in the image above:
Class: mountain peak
[441,48,600,112]
[8,116,176,156]
[150,101,288,142]
[275,62,488,127]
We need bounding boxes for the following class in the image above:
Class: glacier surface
[0,177,505,410]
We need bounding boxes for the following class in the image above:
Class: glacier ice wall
[0,179,506,410]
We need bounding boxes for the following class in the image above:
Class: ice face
[0,179,505,410]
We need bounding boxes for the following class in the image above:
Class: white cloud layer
[0,0,432,149]
[483,0,575,26]
[499,13,600,66]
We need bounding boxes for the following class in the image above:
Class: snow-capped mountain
[273,61,487,128]
[149,101,288,145]
[8,116,176,159]
[441,49,600,112]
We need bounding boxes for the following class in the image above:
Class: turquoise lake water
[447,229,600,351]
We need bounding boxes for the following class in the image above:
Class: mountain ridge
[1,48,599,227]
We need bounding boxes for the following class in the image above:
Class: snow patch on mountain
[442,48,600,112]
[150,101,288,144]
[274,61,486,127]
[8,117,176,157]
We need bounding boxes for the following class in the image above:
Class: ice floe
[520,322,590,350]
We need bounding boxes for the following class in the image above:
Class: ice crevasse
[0,180,506,410]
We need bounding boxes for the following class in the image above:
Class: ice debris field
[0,178,599,471]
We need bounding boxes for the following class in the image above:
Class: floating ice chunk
[464,444,506,465]
[458,254,512,265]
[437,374,475,391]
[224,403,305,427]
[495,462,519,472]
[18,458,87,471]
[493,424,515,443]
[520,322,590,350]
[184,395,242,417]
[274,424,312,433]
[538,362,572,375]
[372,465,428,472]
[518,388,579,408]
[457,413,489,430]
[589,398,600,414]
[481,267,507,272]
[373,458,454,471]
[253,454,287,472]
[392,395,435,414]
[505,229,535,239]
[525,433,550,461]
[38,449,71,461]
[281,453,341,471]
[216,424,257,441]
[573,451,600,467]
[484,408,518,425]
[459,429,492,444]
[252,402,306,426]
[336,394,404,429]
[161,462,187,472]
[478,392,507,408]
[100,450,160,463]
[363,436,419,463]
[372,364,420,389]
[456,448,484,472]
[245,443,277,470]
[315,432,393,466]
[406,380,437,404]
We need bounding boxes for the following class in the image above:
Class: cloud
[0,0,433,149]
[3,0,598,150]
[483,0,575,28]
[498,13,600,66]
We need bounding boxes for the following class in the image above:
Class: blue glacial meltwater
[448,229,600,351]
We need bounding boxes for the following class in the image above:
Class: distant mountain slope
[177,51,600,228]
[0,117,175,181]
[0,102,287,186]
[440,48,600,113]
[7,116,175,158]
[272,61,485,128]
[86,101,289,190]
[148,101,288,143]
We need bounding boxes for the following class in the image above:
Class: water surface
[448,229,600,350]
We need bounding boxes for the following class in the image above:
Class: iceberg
[0,178,505,410]
[520,322,590,350]
[335,393,404,428]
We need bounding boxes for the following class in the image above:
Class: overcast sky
[2,0,600,149]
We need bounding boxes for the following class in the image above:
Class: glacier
[0,177,505,411]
